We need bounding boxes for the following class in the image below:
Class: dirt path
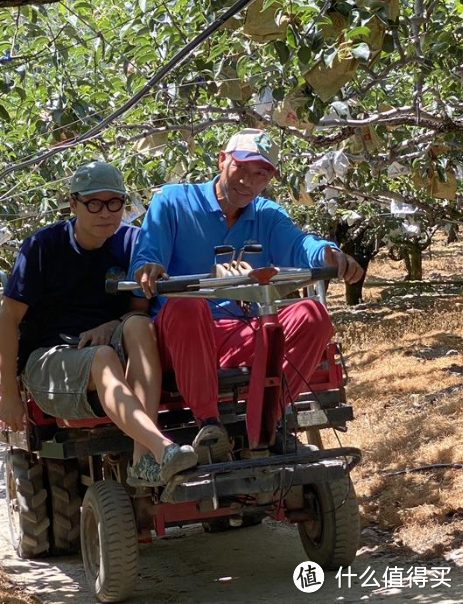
[1,443,463,604]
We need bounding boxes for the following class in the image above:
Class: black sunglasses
[72,193,125,214]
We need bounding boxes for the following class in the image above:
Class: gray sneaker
[160,443,198,483]
[127,444,198,487]
[193,421,232,464]
[127,453,162,487]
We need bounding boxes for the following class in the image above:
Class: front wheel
[81,480,139,603]
[298,475,360,569]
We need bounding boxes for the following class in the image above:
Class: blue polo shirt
[129,178,337,318]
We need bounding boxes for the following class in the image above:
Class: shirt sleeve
[4,234,45,307]
[128,189,176,281]
[266,203,339,268]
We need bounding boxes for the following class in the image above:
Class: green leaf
[273,40,290,64]
[383,33,394,53]
[73,1,94,9]
[262,0,277,10]
[0,103,11,121]
[308,31,324,52]
[345,26,372,40]
[272,86,285,101]
[0,80,12,93]
[236,54,250,79]
[335,2,354,17]
[297,45,312,64]
[351,42,371,62]
[12,86,26,101]
[286,24,298,49]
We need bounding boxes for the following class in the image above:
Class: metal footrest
[160,446,361,504]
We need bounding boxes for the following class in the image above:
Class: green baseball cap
[70,161,126,196]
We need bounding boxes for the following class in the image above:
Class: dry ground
[2,230,463,602]
[326,232,463,559]
[0,567,41,604]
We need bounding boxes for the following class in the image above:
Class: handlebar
[106,266,339,299]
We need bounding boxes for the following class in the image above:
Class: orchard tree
[0,0,462,303]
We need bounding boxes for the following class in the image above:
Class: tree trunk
[345,258,370,306]
[333,221,383,306]
[447,225,458,244]
[404,244,423,280]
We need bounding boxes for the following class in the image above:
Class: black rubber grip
[155,277,200,295]
[105,279,119,294]
[214,245,235,255]
[242,244,263,253]
[310,267,339,281]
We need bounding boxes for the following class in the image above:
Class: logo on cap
[255,133,272,155]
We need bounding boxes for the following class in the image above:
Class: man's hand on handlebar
[213,260,252,278]
[134,263,168,298]
[0,392,25,432]
[324,245,364,284]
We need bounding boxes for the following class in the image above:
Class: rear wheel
[298,475,360,569]
[5,450,50,558]
[81,480,139,603]
[45,459,82,554]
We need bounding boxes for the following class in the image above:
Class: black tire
[45,459,82,554]
[81,480,139,603]
[5,450,50,558]
[298,475,360,569]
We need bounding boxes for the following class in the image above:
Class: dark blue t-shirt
[5,218,139,371]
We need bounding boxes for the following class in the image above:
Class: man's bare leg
[122,315,163,463]
[89,346,170,463]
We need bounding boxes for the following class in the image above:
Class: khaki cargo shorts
[22,313,149,419]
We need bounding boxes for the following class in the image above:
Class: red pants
[155,298,333,421]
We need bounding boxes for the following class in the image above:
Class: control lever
[214,245,235,264]
[235,244,263,265]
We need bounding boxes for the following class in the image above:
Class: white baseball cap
[224,128,279,172]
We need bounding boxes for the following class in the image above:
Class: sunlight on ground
[324,233,463,558]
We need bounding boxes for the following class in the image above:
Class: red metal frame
[246,315,285,449]
[151,502,242,537]
[8,342,344,432]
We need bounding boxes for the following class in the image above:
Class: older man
[130,129,363,462]
[0,161,197,485]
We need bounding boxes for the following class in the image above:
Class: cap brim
[74,187,126,196]
[231,151,277,172]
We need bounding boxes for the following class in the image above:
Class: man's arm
[0,296,28,431]
[266,204,363,284]
[128,190,175,298]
